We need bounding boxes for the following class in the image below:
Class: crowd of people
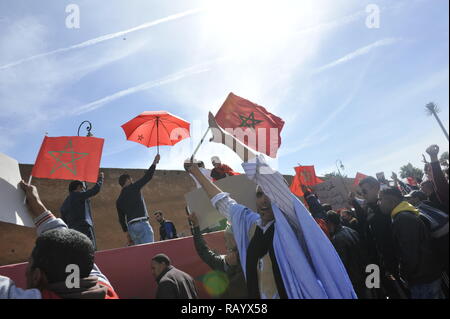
[0,114,448,299]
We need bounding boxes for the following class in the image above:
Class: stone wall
[1,164,295,266]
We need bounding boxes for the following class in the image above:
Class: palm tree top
[425,102,440,116]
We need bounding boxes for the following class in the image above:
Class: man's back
[61,192,91,227]
[156,266,198,299]
[392,211,442,285]
[331,226,367,289]
[117,184,147,220]
[116,165,156,232]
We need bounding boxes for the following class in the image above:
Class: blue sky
[0,0,448,179]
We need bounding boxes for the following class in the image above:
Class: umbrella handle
[156,116,160,155]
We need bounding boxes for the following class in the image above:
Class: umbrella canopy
[121,111,190,153]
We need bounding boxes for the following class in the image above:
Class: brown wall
[2,164,359,267]
[1,165,200,266]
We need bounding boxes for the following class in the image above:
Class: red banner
[31,136,104,183]
[353,172,368,186]
[215,93,285,158]
[289,165,323,197]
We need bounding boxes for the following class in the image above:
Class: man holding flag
[31,135,105,249]
[187,95,356,298]
[60,173,104,250]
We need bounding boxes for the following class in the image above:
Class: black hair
[322,204,333,213]
[359,176,380,188]
[325,210,341,226]
[31,228,95,284]
[69,181,83,192]
[119,174,131,187]
[380,187,403,201]
[341,209,353,217]
[153,210,163,216]
[152,254,171,266]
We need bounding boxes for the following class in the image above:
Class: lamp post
[336,159,349,193]
[77,121,93,190]
[77,120,93,137]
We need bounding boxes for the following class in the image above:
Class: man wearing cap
[60,172,104,250]
[210,156,237,181]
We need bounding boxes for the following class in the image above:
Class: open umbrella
[121,111,190,154]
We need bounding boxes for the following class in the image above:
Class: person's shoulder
[393,211,420,226]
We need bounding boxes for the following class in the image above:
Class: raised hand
[426,145,439,162]
[153,154,161,165]
[391,172,398,181]
[19,180,48,218]
[188,212,199,228]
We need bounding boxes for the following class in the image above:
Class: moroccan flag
[294,166,324,186]
[31,136,104,183]
[215,93,285,158]
[354,172,368,186]
[289,165,323,197]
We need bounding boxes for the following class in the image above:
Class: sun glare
[202,0,321,54]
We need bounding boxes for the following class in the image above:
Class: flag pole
[23,175,32,205]
[24,132,47,205]
[190,127,210,161]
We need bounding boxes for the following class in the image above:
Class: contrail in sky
[0,8,202,71]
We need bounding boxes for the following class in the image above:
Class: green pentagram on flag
[301,171,312,183]
[48,140,89,175]
[239,112,263,128]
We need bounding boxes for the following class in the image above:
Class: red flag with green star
[31,136,104,183]
[215,93,285,158]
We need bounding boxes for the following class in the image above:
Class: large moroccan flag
[215,93,285,158]
[31,136,104,183]
[289,165,324,197]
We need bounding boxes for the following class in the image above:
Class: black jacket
[159,220,178,241]
[192,226,248,299]
[303,190,327,219]
[352,200,398,276]
[155,266,198,299]
[116,165,155,232]
[330,226,368,294]
[60,176,103,228]
[392,210,442,285]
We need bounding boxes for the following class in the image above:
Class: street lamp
[78,121,93,137]
[336,159,349,193]
[77,121,93,190]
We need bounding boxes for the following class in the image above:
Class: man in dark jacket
[151,254,198,299]
[379,187,444,299]
[116,154,159,245]
[60,172,103,250]
[349,176,403,299]
[188,212,247,299]
[154,210,178,241]
[325,210,371,299]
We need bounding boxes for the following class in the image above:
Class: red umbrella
[121,111,190,154]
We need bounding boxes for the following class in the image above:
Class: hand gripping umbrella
[121,111,190,154]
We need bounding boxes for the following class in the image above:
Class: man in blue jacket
[60,172,104,250]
